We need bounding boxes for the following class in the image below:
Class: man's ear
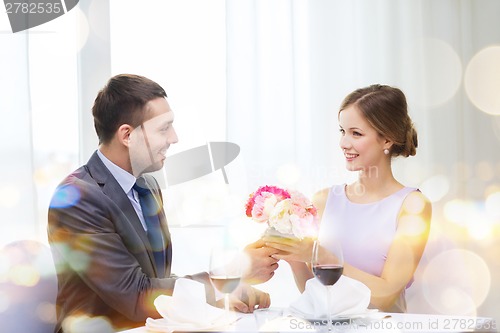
[117,124,133,147]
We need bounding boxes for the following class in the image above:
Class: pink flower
[290,191,315,218]
[245,186,290,217]
[246,185,318,239]
[308,205,317,216]
[251,192,278,222]
[256,186,290,201]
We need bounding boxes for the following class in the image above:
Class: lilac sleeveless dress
[318,184,418,313]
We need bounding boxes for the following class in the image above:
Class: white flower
[268,198,294,235]
[251,192,278,222]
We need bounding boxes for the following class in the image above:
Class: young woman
[266,84,432,312]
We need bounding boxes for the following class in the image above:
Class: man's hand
[216,284,270,313]
[242,239,279,284]
[263,236,315,263]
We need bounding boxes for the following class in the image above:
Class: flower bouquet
[245,185,319,239]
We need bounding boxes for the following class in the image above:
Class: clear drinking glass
[209,246,242,316]
[311,239,344,332]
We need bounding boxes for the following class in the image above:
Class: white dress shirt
[96,150,148,231]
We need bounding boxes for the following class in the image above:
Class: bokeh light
[484,184,500,198]
[400,38,462,108]
[68,250,91,273]
[439,287,477,317]
[419,175,450,202]
[422,249,490,315]
[494,117,500,142]
[443,199,497,241]
[0,240,58,332]
[49,184,81,208]
[62,314,114,333]
[0,291,9,313]
[466,217,494,240]
[403,192,426,215]
[399,215,428,237]
[453,162,471,179]
[475,161,495,182]
[485,191,500,219]
[442,198,498,242]
[9,264,40,287]
[36,302,57,324]
[1,240,56,288]
[0,254,9,282]
[443,199,474,226]
[276,163,301,187]
[464,46,500,116]
[0,185,21,208]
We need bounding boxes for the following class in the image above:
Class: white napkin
[146,278,230,332]
[290,276,371,318]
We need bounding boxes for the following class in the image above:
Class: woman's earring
[384,149,390,155]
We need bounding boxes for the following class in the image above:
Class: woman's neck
[348,164,402,201]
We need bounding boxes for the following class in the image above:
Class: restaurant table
[119,310,497,332]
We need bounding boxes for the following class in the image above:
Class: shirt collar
[96,149,136,194]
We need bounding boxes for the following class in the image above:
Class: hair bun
[402,123,418,157]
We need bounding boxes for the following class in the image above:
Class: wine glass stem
[327,286,333,332]
[224,293,230,313]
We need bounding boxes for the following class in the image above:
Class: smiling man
[47,74,271,332]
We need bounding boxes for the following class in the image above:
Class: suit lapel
[85,152,159,276]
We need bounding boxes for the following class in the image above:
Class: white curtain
[0,33,37,243]
[226,0,500,199]
[0,5,93,247]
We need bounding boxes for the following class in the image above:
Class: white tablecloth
[119,311,497,332]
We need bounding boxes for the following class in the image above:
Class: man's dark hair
[92,74,167,144]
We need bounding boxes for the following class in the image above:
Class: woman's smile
[344,152,359,161]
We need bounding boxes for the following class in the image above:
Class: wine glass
[209,246,242,316]
[311,239,344,332]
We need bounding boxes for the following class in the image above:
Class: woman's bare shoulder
[402,190,432,219]
[313,187,330,201]
[312,187,331,213]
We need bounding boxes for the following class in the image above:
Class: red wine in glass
[312,240,344,332]
[313,265,343,286]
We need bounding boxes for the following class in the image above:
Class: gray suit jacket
[48,151,213,332]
